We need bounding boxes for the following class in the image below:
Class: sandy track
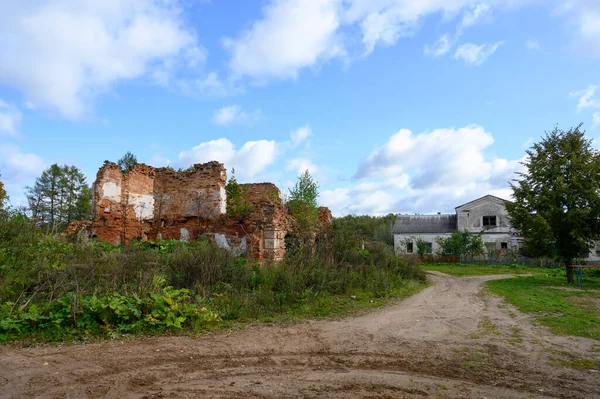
[1,272,599,398]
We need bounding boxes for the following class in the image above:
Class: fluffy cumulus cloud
[212,105,262,126]
[224,0,511,80]
[320,125,523,216]
[224,0,345,80]
[571,84,600,128]
[454,42,504,65]
[178,138,277,180]
[176,124,316,182]
[224,0,600,80]
[0,0,204,119]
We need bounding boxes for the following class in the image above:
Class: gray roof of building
[454,194,510,210]
[392,214,457,234]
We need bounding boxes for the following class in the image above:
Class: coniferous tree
[26,164,91,233]
[117,151,138,171]
[225,169,251,216]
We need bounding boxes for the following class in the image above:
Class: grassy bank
[421,263,547,276]
[488,270,600,340]
[0,209,426,344]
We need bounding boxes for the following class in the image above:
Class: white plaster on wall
[129,194,155,220]
[215,233,230,250]
[180,228,189,242]
[219,186,227,214]
[102,182,121,203]
[215,234,247,257]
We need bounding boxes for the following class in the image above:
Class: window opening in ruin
[284,232,300,257]
[425,242,432,254]
[501,242,508,249]
[406,242,414,253]
[483,215,497,226]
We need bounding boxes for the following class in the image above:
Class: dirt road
[1,272,599,398]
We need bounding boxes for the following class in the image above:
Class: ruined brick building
[85,161,332,262]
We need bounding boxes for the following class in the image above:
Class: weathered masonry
[88,161,332,262]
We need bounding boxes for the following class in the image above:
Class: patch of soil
[1,272,599,398]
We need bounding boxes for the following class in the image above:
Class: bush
[0,209,426,343]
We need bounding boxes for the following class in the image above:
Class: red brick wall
[88,161,331,262]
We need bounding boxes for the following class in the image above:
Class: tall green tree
[117,151,138,171]
[288,170,318,207]
[287,170,319,231]
[26,164,91,233]
[225,168,252,216]
[506,125,600,283]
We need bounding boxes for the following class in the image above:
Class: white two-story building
[393,195,516,255]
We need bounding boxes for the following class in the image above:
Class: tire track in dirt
[1,272,599,398]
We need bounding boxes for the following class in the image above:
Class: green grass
[211,279,427,327]
[487,272,600,340]
[421,263,548,277]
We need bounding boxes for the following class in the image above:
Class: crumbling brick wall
[87,161,328,262]
[92,161,226,245]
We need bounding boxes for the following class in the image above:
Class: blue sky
[1,0,599,215]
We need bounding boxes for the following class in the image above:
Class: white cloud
[571,85,599,110]
[320,174,410,215]
[344,0,480,55]
[461,3,492,28]
[571,84,600,128]
[0,0,204,119]
[555,1,600,56]
[290,125,313,146]
[329,124,524,216]
[424,34,453,57]
[178,138,277,180]
[577,10,600,55]
[525,38,540,50]
[224,0,345,80]
[454,41,504,65]
[0,140,46,205]
[176,72,243,98]
[355,125,495,184]
[212,105,262,126]
[223,0,515,80]
[0,100,22,137]
[287,158,318,175]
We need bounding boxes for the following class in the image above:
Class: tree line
[0,152,140,234]
[2,125,600,285]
